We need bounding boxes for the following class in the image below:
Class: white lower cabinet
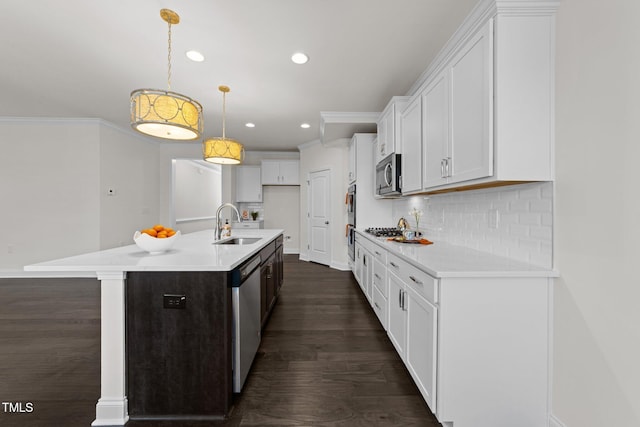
[387,254,438,411]
[354,231,551,427]
[354,242,363,290]
[386,270,407,359]
[405,285,438,411]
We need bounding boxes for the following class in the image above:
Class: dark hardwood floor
[1,256,440,426]
[0,278,101,427]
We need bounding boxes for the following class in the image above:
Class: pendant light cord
[221,91,226,139]
[167,20,172,91]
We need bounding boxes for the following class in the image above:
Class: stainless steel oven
[376,153,402,196]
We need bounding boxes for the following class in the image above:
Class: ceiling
[0,0,478,151]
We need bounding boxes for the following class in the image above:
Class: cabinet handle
[409,276,423,286]
[399,289,402,308]
[446,157,452,177]
[389,261,399,269]
[374,273,381,280]
[401,290,407,311]
[374,302,381,310]
[440,159,446,178]
[375,251,381,256]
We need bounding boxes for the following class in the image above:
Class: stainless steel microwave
[376,153,401,196]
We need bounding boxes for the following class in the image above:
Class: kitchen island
[25,228,284,426]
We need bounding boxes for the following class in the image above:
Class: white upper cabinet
[396,2,557,194]
[448,21,493,185]
[421,21,493,190]
[399,94,423,194]
[236,166,262,203]
[422,71,450,189]
[348,137,357,184]
[376,96,410,165]
[261,160,300,185]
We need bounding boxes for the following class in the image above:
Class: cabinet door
[377,107,393,163]
[449,22,493,184]
[236,166,262,202]
[260,161,280,185]
[279,161,299,185]
[400,94,422,194]
[354,243,363,290]
[423,72,450,189]
[275,244,284,294]
[348,137,357,183]
[406,287,438,412]
[387,272,406,359]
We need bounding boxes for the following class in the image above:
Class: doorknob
[325,221,329,225]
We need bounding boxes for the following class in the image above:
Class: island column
[92,271,129,426]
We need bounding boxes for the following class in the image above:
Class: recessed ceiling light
[186,50,205,62]
[245,123,255,128]
[291,52,309,65]
[300,123,311,129]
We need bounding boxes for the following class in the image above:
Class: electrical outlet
[488,208,500,229]
[163,294,186,309]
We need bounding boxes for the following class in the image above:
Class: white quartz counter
[24,229,284,274]
[355,229,557,278]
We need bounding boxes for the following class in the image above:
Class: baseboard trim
[550,414,567,427]
[330,261,350,271]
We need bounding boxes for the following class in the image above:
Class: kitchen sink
[214,237,261,245]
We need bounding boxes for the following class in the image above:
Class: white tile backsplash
[392,182,553,268]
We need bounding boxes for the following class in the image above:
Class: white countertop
[355,229,557,278]
[24,229,284,274]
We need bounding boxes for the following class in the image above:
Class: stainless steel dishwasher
[231,254,261,392]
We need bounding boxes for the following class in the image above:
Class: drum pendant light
[203,86,244,165]
[130,9,203,140]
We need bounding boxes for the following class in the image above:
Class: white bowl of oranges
[133,224,180,254]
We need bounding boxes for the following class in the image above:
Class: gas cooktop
[364,227,403,237]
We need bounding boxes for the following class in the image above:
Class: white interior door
[308,169,331,266]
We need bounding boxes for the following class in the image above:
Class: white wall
[0,119,160,271]
[299,140,349,270]
[263,186,300,253]
[99,123,159,248]
[553,0,640,425]
[173,160,221,234]
[0,119,101,270]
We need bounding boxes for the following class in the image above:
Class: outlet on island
[163,294,187,309]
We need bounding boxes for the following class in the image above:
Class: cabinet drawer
[373,258,386,297]
[372,285,388,330]
[370,245,387,264]
[234,221,262,229]
[387,253,438,304]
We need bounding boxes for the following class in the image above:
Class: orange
[153,224,165,232]
[167,230,176,237]
[156,234,167,238]
[142,229,157,237]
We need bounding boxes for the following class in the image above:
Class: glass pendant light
[203,86,244,165]
[130,9,203,140]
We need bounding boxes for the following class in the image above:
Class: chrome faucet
[215,203,242,240]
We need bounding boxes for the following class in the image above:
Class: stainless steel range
[365,227,403,238]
